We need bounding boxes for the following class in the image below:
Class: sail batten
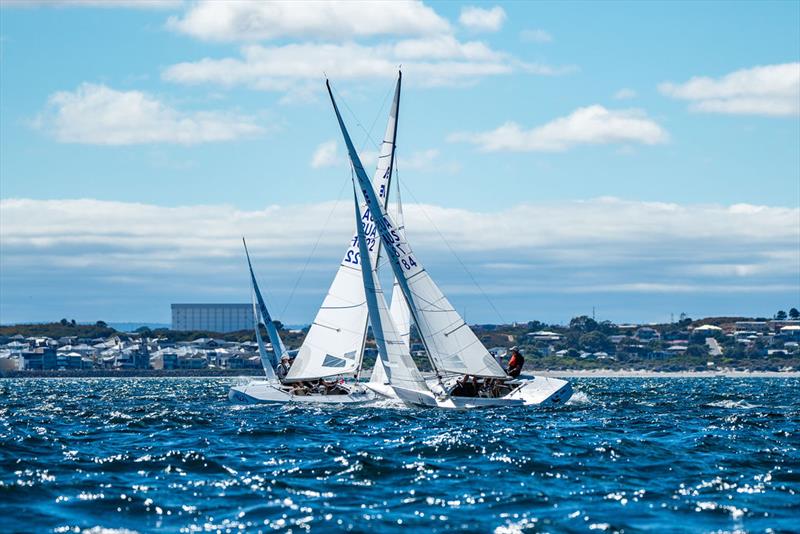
[327,80,507,379]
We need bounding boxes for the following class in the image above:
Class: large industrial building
[171,303,254,333]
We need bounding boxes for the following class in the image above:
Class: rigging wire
[395,163,508,325]
[279,175,349,318]
[278,83,393,319]
[331,82,393,152]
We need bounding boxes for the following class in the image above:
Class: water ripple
[0,377,797,532]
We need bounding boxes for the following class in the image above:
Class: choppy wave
[706,399,760,409]
[0,377,798,532]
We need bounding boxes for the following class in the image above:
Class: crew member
[276,354,291,380]
[506,347,524,378]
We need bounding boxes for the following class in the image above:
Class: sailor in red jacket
[506,347,524,378]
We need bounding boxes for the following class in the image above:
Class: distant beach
[4,369,799,379]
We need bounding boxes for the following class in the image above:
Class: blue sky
[1,0,799,325]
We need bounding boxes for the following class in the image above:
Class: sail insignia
[322,354,348,368]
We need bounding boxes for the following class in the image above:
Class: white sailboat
[228,239,375,404]
[229,73,403,404]
[329,79,573,409]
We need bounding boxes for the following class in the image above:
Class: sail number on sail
[360,187,420,273]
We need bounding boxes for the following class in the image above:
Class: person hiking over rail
[506,347,524,378]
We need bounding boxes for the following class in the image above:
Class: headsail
[388,180,412,350]
[327,80,507,379]
[244,238,285,367]
[286,73,402,381]
[251,291,278,382]
[353,185,430,394]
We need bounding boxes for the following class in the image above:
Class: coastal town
[2,311,799,376]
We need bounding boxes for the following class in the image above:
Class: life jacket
[509,353,524,369]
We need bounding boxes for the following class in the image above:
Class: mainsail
[244,238,285,368]
[354,187,430,394]
[286,73,401,381]
[327,80,507,379]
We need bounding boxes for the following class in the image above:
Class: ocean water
[0,378,798,533]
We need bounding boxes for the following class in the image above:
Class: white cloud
[162,38,569,92]
[2,197,796,322]
[34,83,263,145]
[311,140,340,169]
[449,105,668,152]
[2,197,796,265]
[167,0,450,42]
[614,88,637,100]
[659,62,800,117]
[400,149,439,171]
[519,29,552,43]
[1,0,182,8]
[459,5,506,32]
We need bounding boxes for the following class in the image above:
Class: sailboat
[228,73,403,404]
[329,79,573,409]
[228,239,375,404]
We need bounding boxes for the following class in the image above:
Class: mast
[327,79,507,380]
[284,73,401,382]
[326,79,444,381]
[354,70,401,380]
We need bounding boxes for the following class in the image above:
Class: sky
[1,0,799,326]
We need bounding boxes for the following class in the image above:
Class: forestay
[327,81,507,379]
[354,188,430,393]
[287,74,401,381]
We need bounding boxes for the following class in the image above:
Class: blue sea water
[0,377,798,533]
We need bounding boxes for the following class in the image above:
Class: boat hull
[228,380,376,405]
[372,374,573,409]
[506,375,573,406]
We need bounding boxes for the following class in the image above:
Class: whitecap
[707,400,759,409]
[566,391,590,405]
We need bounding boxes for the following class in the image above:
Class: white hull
[370,374,572,409]
[365,382,397,399]
[228,380,375,405]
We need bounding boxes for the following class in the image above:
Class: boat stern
[507,375,573,406]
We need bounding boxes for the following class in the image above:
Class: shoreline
[536,369,800,378]
[2,369,798,379]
